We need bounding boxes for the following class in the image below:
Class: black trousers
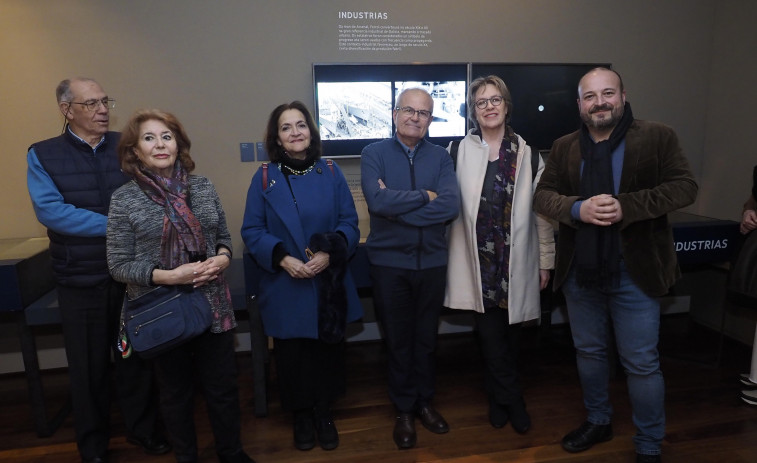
[370,265,446,413]
[273,337,346,413]
[153,329,243,462]
[57,280,158,460]
[473,307,523,405]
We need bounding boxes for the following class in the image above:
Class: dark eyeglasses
[396,106,432,120]
[474,96,504,109]
[69,97,116,112]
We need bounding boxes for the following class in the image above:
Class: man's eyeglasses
[69,97,116,112]
[396,106,432,120]
[474,96,504,110]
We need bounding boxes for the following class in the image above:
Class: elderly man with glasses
[26,77,169,463]
[361,87,460,450]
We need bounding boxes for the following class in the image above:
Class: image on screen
[316,82,393,141]
[395,81,467,138]
[313,63,468,157]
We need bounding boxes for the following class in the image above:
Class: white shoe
[739,373,757,388]
[740,388,757,406]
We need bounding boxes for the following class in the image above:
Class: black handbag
[121,285,213,359]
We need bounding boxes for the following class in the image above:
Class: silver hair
[56,77,98,103]
[396,87,434,112]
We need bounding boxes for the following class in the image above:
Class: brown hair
[467,75,513,128]
[118,109,195,176]
[264,101,322,163]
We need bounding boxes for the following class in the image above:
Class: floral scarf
[477,127,519,309]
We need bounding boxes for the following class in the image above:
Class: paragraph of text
[338,24,432,51]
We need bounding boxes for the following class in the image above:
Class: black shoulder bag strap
[449,140,461,171]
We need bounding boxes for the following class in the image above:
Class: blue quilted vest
[31,130,128,286]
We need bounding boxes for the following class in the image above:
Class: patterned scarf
[477,126,519,309]
[575,102,634,289]
[134,161,206,268]
[134,161,235,331]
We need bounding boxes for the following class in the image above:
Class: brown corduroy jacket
[534,119,698,296]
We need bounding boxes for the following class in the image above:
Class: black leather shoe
[417,405,449,434]
[488,401,509,428]
[127,435,171,456]
[393,412,417,449]
[561,421,613,453]
[506,399,531,434]
[293,410,316,451]
[315,414,339,450]
[636,453,661,463]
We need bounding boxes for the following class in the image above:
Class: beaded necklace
[279,162,315,176]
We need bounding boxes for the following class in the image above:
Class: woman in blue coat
[241,101,362,452]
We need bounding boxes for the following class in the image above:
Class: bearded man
[533,67,698,463]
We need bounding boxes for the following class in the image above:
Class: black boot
[506,398,531,434]
[314,411,339,450]
[488,400,509,428]
[293,409,316,451]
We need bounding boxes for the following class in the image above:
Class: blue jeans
[561,261,665,455]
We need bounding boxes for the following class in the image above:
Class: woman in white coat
[445,75,554,433]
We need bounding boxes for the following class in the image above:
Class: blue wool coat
[241,159,362,339]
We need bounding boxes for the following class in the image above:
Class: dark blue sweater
[360,136,459,270]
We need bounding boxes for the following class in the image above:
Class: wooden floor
[1,315,757,462]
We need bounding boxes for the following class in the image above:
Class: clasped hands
[155,253,231,288]
[741,209,757,235]
[579,194,623,226]
[281,251,330,279]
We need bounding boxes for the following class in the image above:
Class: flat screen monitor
[313,63,468,158]
[470,63,610,151]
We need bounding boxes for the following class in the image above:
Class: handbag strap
[117,292,132,358]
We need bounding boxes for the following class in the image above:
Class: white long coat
[444,130,555,323]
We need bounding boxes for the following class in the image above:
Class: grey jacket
[106,175,236,333]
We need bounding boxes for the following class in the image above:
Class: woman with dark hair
[107,109,255,463]
[445,75,554,433]
[241,101,361,451]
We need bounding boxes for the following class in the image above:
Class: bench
[0,238,67,437]
[16,289,71,437]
